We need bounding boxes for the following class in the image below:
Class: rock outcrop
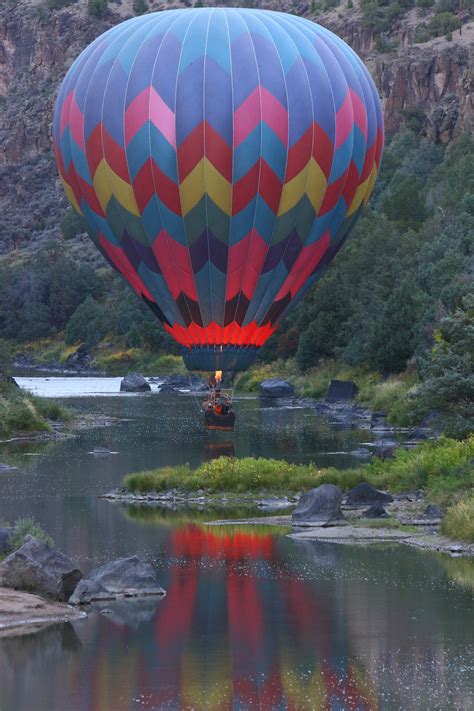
[0,536,82,602]
[292,483,345,526]
[326,379,359,402]
[345,483,394,506]
[259,379,295,398]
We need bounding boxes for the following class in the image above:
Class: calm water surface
[0,378,472,711]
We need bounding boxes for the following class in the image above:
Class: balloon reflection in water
[153,524,379,709]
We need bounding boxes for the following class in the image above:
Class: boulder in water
[0,536,82,601]
[259,379,294,398]
[120,373,151,392]
[82,556,165,598]
[68,579,113,605]
[345,482,394,506]
[292,484,344,526]
[325,380,358,402]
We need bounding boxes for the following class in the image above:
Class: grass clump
[441,497,474,543]
[10,517,54,550]
[125,457,368,495]
[123,438,473,508]
[0,517,54,560]
[0,381,70,437]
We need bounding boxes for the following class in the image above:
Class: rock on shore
[0,536,82,602]
[292,484,345,527]
[345,483,394,506]
[259,379,295,398]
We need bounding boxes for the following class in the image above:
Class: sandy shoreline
[0,587,86,634]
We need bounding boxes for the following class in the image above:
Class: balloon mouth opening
[182,346,259,373]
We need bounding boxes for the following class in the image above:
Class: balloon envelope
[53,8,383,371]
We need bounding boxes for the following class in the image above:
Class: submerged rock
[0,535,82,601]
[325,379,358,402]
[71,556,165,604]
[345,482,394,506]
[91,446,112,456]
[259,379,295,398]
[351,447,372,458]
[120,373,151,393]
[292,484,344,526]
[68,579,113,605]
[363,504,389,518]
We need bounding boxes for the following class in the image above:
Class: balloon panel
[53,8,383,371]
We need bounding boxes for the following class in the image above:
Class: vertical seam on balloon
[226,8,266,349]
[74,24,132,248]
[250,12,316,329]
[221,8,234,345]
[202,8,216,343]
[173,9,210,350]
[122,14,180,324]
[98,16,167,314]
[311,24,355,219]
[239,9,290,348]
[142,11,197,331]
[275,16,353,316]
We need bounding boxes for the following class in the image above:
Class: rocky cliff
[0,0,472,252]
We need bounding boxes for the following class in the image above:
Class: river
[0,378,472,710]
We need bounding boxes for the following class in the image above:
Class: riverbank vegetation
[0,379,70,438]
[0,341,70,437]
[124,437,473,540]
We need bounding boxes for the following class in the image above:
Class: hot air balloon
[53,8,383,428]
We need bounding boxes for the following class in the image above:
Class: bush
[60,209,87,240]
[441,497,474,542]
[88,0,108,16]
[133,0,148,12]
[65,296,106,348]
[10,518,54,551]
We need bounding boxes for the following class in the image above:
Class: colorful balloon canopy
[53,8,384,372]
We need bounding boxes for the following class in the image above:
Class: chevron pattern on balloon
[53,8,384,362]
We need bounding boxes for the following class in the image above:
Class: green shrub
[10,517,54,550]
[88,0,108,16]
[441,497,474,542]
[60,209,87,240]
[66,296,106,348]
[133,0,148,13]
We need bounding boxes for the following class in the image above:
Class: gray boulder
[259,379,295,398]
[363,504,389,518]
[120,373,151,392]
[326,379,358,402]
[0,536,82,601]
[0,527,12,555]
[83,556,165,598]
[69,579,114,605]
[292,484,344,526]
[346,482,394,506]
[423,504,444,520]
